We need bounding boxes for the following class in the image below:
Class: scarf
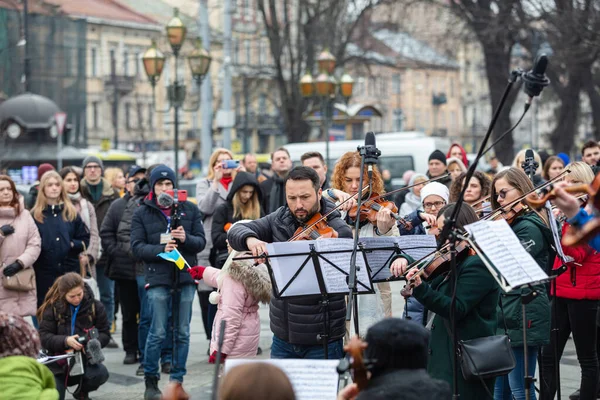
[402,192,422,215]
[68,192,91,228]
[220,175,233,190]
[269,174,286,213]
[87,182,103,203]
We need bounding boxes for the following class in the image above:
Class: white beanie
[420,182,449,204]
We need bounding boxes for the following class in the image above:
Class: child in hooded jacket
[189,255,271,363]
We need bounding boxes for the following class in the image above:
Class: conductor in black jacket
[227,166,352,359]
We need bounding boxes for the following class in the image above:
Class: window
[392,109,403,131]
[258,41,266,66]
[125,103,131,129]
[92,102,99,128]
[91,48,97,77]
[450,77,454,98]
[368,77,376,96]
[135,52,140,77]
[380,76,387,97]
[259,93,267,113]
[148,104,154,129]
[232,38,239,64]
[123,51,129,76]
[392,74,400,94]
[244,40,251,65]
[109,49,116,74]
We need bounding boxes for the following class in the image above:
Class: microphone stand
[437,68,528,399]
[170,190,183,375]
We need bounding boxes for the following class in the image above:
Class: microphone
[86,337,105,365]
[363,132,381,181]
[522,149,538,179]
[522,54,550,104]
[157,192,174,208]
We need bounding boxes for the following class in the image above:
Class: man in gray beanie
[80,155,120,348]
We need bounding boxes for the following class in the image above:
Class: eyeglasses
[423,201,445,210]
[84,165,101,170]
[127,178,140,184]
[497,188,518,200]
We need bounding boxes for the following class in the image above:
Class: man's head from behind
[365,318,429,377]
[582,140,600,166]
[301,151,327,187]
[285,166,321,224]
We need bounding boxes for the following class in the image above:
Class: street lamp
[299,50,354,174]
[142,8,212,184]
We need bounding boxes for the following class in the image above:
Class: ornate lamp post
[142,8,212,184]
[299,49,354,174]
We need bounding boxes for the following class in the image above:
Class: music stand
[236,240,374,358]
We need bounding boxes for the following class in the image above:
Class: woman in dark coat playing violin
[389,203,500,400]
[490,167,552,400]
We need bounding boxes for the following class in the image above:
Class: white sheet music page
[465,219,548,290]
[314,238,372,293]
[224,359,340,400]
[266,241,321,297]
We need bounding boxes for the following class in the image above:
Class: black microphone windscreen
[525,149,534,159]
[157,192,174,208]
[86,338,104,365]
[533,54,548,76]
[365,131,376,147]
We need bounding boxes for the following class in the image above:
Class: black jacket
[356,369,451,400]
[80,178,120,271]
[212,172,264,253]
[33,205,90,306]
[130,195,206,288]
[100,180,151,280]
[227,198,352,345]
[39,284,110,375]
[259,174,286,214]
[426,172,452,189]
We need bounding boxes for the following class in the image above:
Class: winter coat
[211,172,264,255]
[228,199,352,345]
[130,195,206,288]
[260,175,286,214]
[399,209,427,236]
[426,171,452,189]
[0,207,41,316]
[552,221,600,300]
[204,261,271,358]
[356,369,451,400]
[499,211,551,346]
[38,284,110,376]
[33,205,90,307]
[80,178,119,271]
[196,178,230,268]
[0,356,59,400]
[412,254,500,400]
[104,179,150,279]
[568,208,600,253]
[69,193,100,278]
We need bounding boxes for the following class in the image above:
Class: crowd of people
[2,139,600,399]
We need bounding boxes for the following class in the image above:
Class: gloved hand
[189,266,206,280]
[3,261,23,277]
[0,225,15,237]
[208,351,227,364]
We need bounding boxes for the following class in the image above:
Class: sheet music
[465,219,548,290]
[314,239,372,293]
[266,241,321,297]
[225,359,340,400]
[359,235,438,282]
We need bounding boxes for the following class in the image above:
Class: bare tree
[256,0,392,143]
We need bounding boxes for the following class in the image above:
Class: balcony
[104,75,135,96]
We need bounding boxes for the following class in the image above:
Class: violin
[290,212,339,241]
[525,184,596,209]
[560,173,600,247]
[348,194,413,230]
[490,202,529,225]
[341,336,369,391]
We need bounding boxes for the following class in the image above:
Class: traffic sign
[55,112,67,136]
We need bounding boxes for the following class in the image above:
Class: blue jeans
[271,335,344,359]
[144,284,195,382]
[96,265,115,326]
[494,346,539,400]
[136,276,172,364]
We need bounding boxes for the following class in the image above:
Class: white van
[285,132,451,187]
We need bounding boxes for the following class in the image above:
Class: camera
[165,189,188,203]
[222,160,240,169]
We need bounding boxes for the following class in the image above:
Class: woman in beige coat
[0,175,41,317]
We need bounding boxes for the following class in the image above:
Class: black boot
[144,376,161,400]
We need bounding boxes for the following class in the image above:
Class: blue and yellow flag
[157,248,188,270]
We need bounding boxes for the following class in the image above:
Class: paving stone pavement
[88,283,586,400]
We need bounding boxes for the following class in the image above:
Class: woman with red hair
[447,143,469,168]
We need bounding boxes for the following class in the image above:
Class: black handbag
[444,298,515,382]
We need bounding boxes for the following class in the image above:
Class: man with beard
[228,166,352,359]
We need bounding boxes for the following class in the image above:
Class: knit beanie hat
[428,150,447,165]
[420,181,449,203]
[82,155,104,170]
[557,152,570,166]
[0,313,41,358]
[149,165,176,191]
[365,318,429,376]
[37,163,55,180]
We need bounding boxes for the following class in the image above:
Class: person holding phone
[196,149,240,344]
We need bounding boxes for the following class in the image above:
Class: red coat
[552,223,600,300]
